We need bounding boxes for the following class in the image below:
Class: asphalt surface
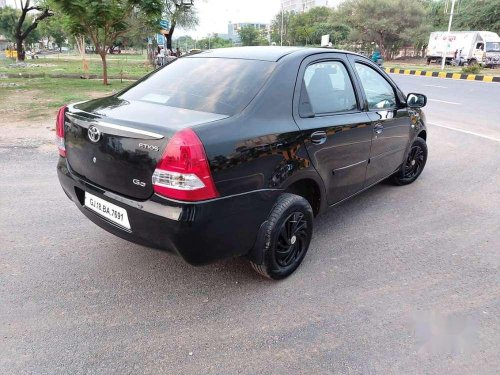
[1,75,499,375]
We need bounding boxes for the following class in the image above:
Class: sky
[6,0,282,39]
[173,0,282,38]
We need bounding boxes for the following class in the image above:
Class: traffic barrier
[384,68,500,83]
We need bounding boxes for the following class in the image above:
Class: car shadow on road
[113,181,398,291]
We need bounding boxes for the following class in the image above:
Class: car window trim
[347,55,407,110]
[352,61,398,112]
[298,57,363,118]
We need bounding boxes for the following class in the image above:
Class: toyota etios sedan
[57,47,428,279]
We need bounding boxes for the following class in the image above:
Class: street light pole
[441,0,456,70]
[280,4,284,46]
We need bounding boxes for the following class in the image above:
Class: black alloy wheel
[391,137,428,185]
[275,212,308,267]
[403,144,425,180]
[250,193,313,280]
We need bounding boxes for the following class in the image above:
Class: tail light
[152,128,219,201]
[55,105,67,157]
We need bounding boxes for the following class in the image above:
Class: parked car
[56,47,428,279]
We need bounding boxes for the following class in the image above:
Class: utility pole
[441,0,456,70]
[280,4,284,46]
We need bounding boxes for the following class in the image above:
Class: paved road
[391,74,500,140]
[1,76,499,374]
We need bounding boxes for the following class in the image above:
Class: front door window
[354,63,396,110]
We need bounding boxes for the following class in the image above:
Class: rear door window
[119,57,275,116]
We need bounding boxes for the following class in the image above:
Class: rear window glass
[119,57,275,116]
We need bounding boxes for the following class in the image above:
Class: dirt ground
[0,78,128,153]
[0,90,110,154]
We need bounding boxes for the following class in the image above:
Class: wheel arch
[417,129,427,141]
[281,174,326,217]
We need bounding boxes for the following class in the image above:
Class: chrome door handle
[310,131,327,145]
[374,123,384,134]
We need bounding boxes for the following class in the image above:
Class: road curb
[384,68,500,83]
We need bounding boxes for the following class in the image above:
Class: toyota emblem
[88,125,101,143]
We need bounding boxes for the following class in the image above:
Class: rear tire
[391,137,427,186]
[250,193,313,280]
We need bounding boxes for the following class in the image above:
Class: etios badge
[88,125,101,143]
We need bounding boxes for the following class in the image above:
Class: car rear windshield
[119,57,276,116]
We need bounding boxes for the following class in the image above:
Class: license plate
[84,192,131,230]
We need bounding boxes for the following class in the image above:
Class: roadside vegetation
[0,53,154,78]
[0,77,131,122]
[0,0,498,126]
[0,1,197,84]
[384,60,500,77]
[269,0,499,57]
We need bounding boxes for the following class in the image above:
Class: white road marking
[428,122,500,142]
[424,84,447,88]
[428,99,461,105]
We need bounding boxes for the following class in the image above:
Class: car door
[348,57,412,186]
[293,53,372,205]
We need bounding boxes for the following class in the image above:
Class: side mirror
[406,93,427,108]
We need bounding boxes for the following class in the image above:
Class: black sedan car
[57,47,428,279]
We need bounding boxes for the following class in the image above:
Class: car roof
[187,46,364,62]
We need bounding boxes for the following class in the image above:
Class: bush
[461,65,482,74]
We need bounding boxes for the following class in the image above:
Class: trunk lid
[65,97,227,200]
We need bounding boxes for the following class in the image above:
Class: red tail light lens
[152,128,219,201]
[55,105,67,157]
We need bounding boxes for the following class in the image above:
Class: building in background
[227,22,270,43]
[281,0,342,13]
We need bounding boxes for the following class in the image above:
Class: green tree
[339,0,427,58]
[37,10,68,51]
[238,25,268,46]
[197,34,232,49]
[117,8,161,52]
[0,1,53,61]
[270,10,294,45]
[423,0,448,30]
[164,0,198,50]
[0,7,18,41]
[454,0,500,34]
[53,0,162,84]
[175,34,195,51]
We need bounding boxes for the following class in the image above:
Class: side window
[355,63,396,110]
[302,61,357,115]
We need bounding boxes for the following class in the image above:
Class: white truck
[426,31,500,68]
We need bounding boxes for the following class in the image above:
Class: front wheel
[250,193,313,280]
[391,137,428,185]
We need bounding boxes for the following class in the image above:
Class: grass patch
[0,77,132,122]
[461,65,482,74]
[385,61,500,77]
[0,53,154,79]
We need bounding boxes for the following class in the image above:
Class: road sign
[156,34,165,45]
[321,34,330,47]
[159,20,170,30]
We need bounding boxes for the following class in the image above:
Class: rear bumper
[57,157,279,265]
